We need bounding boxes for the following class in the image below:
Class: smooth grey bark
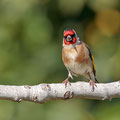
[0,81,120,103]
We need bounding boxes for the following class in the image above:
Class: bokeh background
[0,0,120,120]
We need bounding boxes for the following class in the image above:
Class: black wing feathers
[87,46,98,83]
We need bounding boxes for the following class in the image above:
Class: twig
[0,81,120,103]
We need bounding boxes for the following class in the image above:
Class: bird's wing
[85,44,98,82]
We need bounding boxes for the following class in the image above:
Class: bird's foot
[62,79,71,88]
[89,80,97,91]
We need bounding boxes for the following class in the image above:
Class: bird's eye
[64,36,67,39]
[71,34,75,38]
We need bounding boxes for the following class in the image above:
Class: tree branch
[0,81,120,103]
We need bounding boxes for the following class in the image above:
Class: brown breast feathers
[62,47,75,64]
[75,43,89,64]
[62,42,90,65]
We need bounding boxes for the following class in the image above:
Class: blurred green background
[0,0,120,120]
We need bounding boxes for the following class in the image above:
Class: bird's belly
[66,61,91,76]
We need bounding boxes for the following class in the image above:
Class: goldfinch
[62,28,98,90]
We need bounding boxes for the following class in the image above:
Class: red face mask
[64,37,77,45]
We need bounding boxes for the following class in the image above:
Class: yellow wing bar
[91,55,96,71]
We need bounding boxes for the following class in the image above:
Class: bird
[62,28,98,91]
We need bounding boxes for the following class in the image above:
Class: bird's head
[63,29,78,46]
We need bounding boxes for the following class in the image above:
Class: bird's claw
[62,79,71,88]
[89,80,97,91]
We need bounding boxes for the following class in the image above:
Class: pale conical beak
[66,35,72,42]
